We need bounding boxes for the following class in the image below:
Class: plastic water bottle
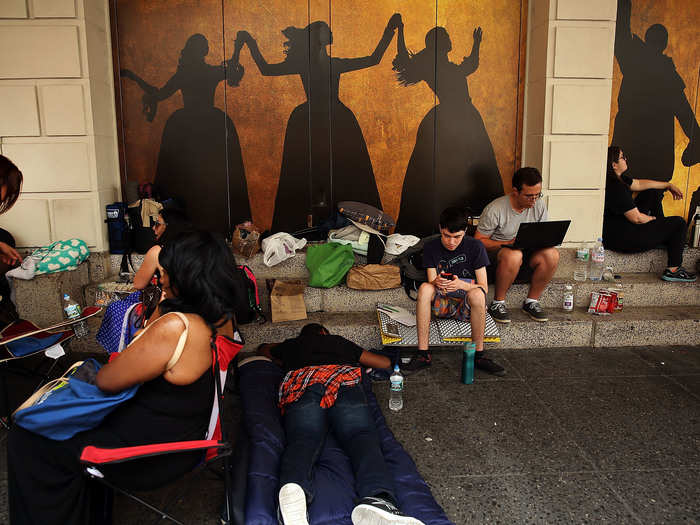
[590,238,605,281]
[389,365,404,412]
[63,294,88,338]
[563,284,574,311]
[574,243,589,282]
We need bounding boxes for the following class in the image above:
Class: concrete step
[110,246,700,280]
[250,271,698,317]
[233,305,700,352]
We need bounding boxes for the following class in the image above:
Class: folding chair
[80,323,243,524]
[0,306,102,428]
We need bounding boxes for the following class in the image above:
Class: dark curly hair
[0,155,23,214]
[158,231,244,329]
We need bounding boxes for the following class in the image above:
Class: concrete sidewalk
[1,345,698,524]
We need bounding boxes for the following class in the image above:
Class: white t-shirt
[476,195,548,242]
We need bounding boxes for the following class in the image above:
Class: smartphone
[385,322,400,337]
[440,272,454,280]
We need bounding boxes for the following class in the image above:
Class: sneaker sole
[523,311,548,322]
[661,275,697,282]
[279,483,309,525]
[491,317,511,324]
[351,504,425,525]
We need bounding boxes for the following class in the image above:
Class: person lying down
[257,323,424,525]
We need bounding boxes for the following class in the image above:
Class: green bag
[34,239,90,275]
[306,242,355,288]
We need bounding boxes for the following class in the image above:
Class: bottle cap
[63,294,69,300]
[394,364,400,372]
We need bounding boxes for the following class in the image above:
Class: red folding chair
[80,326,243,524]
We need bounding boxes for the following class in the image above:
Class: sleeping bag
[234,357,454,525]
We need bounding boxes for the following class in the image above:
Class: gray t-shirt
[477,195,548,242]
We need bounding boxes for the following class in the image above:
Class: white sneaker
[351,496,425,525]
[278,483,309,525]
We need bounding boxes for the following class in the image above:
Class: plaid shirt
[278,365,361,414]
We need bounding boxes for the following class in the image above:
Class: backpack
[105,202,129,254]
[396,234,440,300]
[234,265,266,324]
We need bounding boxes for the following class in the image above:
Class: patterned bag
[33,239,90,275]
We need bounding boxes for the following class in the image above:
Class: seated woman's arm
[133,245,161,290]
[623,207,656,224]
[629,179,683,199]
[96,313,187,392]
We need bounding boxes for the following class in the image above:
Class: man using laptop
[475,167,560,323]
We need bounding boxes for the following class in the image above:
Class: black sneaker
[278,483,309,525]
[474,353,506,377]
[351,497,425,525]
[522,301,548,322]
[488,302,510,323]
[401,354,431,374]
[661,267,697,282]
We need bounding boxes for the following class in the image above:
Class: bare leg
[467,288,485,351]
[494,248,523,301]
[416,282,435,351]
[527,247,560,300]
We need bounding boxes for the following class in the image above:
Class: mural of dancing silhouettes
[393,23,504,237]
[121,33,251,233]
[237,14,402,233]
[612,0,700,216]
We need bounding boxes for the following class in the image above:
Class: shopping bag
[346,264,401,290]
[270,280,307,323]
[13,359,139,440]
[305,242,355,288]
[262,232,307,266]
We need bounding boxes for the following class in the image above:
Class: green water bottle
[461,342,475,384]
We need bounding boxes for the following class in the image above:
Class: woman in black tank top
[8,231,244,524]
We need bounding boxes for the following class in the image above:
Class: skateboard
[0,306,102,347]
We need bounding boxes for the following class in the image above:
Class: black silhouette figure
[393,24,504,237]
[612,0,700,188]
[121,34,251,233]
[237,15,401,233]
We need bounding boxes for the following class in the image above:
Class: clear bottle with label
[63,294,88,338]
[590,238,605,281]
[389,365,404,412]
[574,243,589,282]
[563,284,574,311]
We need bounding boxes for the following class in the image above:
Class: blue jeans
[279,383,394,502]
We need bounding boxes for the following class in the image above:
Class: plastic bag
[232,222,261,258]
[262,232,307,267]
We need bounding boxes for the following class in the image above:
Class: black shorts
[486,247,535,284]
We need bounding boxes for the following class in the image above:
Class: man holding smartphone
[405,207,505,376]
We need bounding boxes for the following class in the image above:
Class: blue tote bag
[13,358,139,440]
